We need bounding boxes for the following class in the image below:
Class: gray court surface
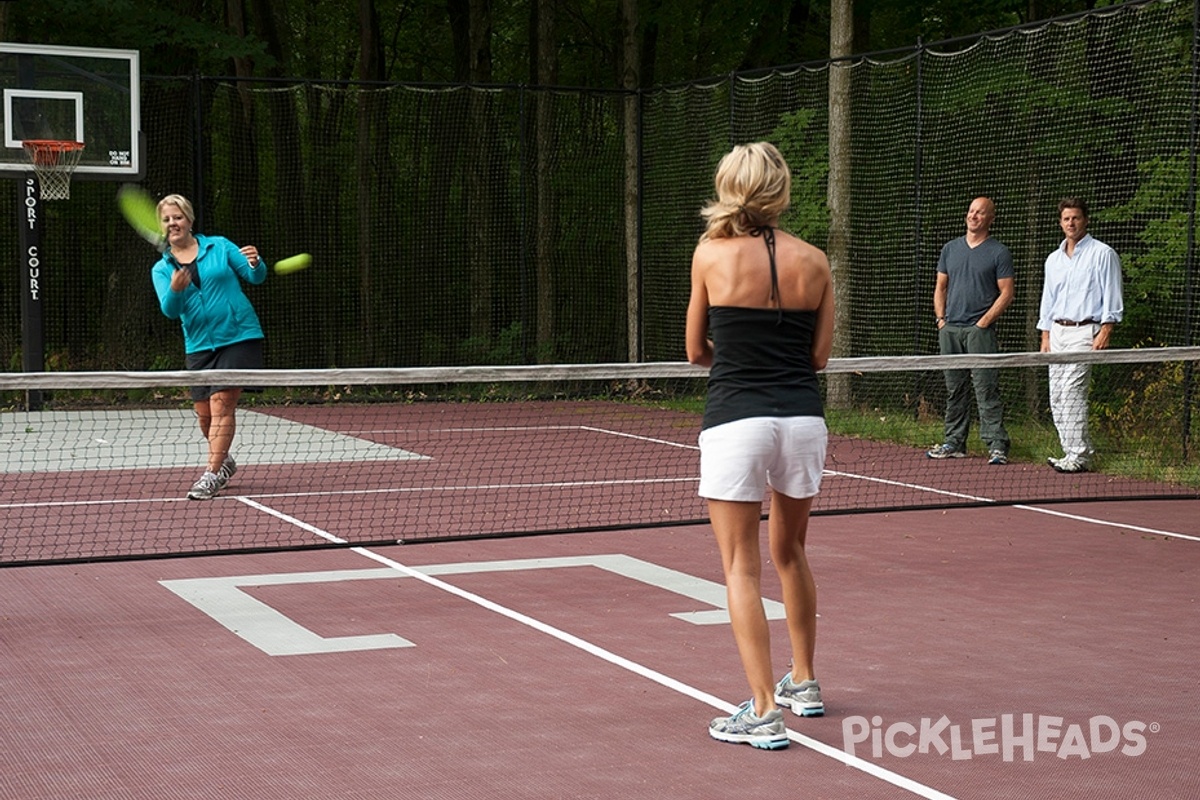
[0,409,426,472]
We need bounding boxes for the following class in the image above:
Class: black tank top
[701,228,824,430]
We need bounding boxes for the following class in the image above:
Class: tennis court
[3,21,1199,798]
[2,395,1197,799]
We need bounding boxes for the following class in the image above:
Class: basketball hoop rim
[22,139,86,151]
[22,139,85,161]
[21,139,86,197]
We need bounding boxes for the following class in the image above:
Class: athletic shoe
[987,450,1008,465]
[216,456,237,489]
[188,471,222,500]
[774,674,825,717]
[926,443,966,459]
[708,700,789,750]
[1051,455,1088,474]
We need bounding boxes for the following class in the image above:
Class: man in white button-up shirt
[1037,198,1124,473]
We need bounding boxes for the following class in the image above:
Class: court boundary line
[1014,504,1200,542]
[235,497,957,800]
[827,470,1196,542]
[0,476,699,511]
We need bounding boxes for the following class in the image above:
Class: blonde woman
[686,142,834,749]
[150,194,267,500]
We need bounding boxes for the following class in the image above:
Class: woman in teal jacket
[150,193,267,500]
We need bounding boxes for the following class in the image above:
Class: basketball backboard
[0,42,140,180]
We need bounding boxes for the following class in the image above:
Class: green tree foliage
[3,0,1196,377]
[773,108,829,241]
[3,0,1129,89]
[2,0,269,74]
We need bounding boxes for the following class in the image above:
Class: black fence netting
[1,0,1198,417]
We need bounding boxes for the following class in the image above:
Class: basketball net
[22,140,86,200]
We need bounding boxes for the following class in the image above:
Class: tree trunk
[621,0,641,362]
[534,0,557,362]
[249,0,312,363]
[738,0,794,71]
[356,0,385,360]
[826,0,853,408]
[451,0,495,349]
[224,0,261,240]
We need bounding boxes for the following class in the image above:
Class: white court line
[339,425,588,434]
[239,497,346,544]
[337,423,703,452]
[826,469,1197,541]
[1013,504,1200,542]
[0,476,698,510]
[235,496,957,800]
[580,425,702,450]
[824,469,995,504]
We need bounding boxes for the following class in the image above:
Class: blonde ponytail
[699,142,791,242]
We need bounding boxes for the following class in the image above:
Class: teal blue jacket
[151,234,268,354]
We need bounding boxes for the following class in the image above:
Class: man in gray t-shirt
[926,197,1015,464]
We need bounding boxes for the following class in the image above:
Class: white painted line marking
[234,499,958,800]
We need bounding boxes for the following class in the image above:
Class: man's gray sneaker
[216,456,237,489]
[987,450,1009,465]
[708,700,789,750]
[774,674,825,717]
[188,471,221,500]
[926,443,966,459]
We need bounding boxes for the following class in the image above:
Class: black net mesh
[2,2,1198,373]
[1,351,1196,566]
[2,2,1200,563]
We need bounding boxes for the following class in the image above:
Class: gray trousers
[938,324,1009,453]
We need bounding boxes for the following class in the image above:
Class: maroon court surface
[2,497,1196,799]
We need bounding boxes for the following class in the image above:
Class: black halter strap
[751,226,782,323]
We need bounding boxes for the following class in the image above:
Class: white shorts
[698,416,828,502]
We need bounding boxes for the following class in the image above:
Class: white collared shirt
[1037,234,1123,330]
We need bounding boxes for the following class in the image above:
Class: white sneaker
[774,673,825,717]
[1051,455,1088,473]
[188,471,221,500]
[708,700,789,750]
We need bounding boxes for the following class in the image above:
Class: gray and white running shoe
[216,456,237,489]
[774,674,825,717]
[708,700,789,750]
[188,471,222,500]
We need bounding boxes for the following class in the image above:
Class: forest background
[1,0,1194,449]
[0,1,1119,89]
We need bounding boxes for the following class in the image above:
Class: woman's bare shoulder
[776,231,829,267]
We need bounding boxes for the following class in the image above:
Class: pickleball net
[2,349,1198,566]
